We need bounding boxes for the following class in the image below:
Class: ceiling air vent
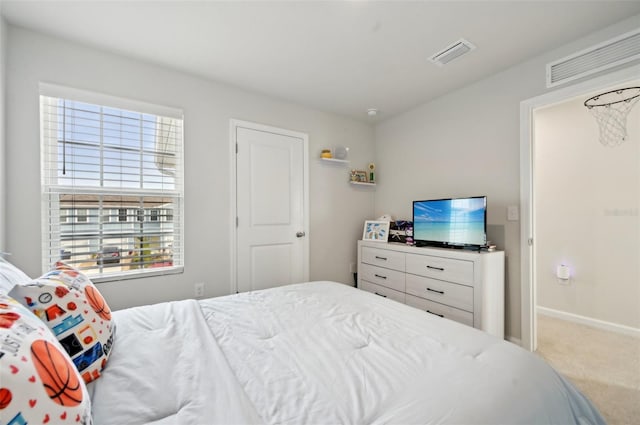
[429,39,476,66]
[547,28,640,88]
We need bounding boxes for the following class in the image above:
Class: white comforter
[90,281,604,424]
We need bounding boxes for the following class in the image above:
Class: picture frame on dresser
[362,220,389,242]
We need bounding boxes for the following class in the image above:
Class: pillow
[9,262,115,384]
[0,257,31,294]
[0,293,92,424]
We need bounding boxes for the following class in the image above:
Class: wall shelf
[319,157,350,165]
[350,181,376,187]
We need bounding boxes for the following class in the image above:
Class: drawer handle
[426,310,444,318]
[374,274,387,280]
[427,287,444,295]
[375,256,388,261]
[374,292,387,298]
[426,265,445,271]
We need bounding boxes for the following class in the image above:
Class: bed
[87,281,604,425]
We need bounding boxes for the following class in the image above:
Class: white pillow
[0,257,31,294]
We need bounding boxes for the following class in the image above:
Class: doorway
[521,67,640,425]
[230,120,309,293]
[520,64,640,352]
[532,84,639,337]
[533,83,639,423]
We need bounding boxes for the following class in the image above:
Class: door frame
[519,64,640,352]
[229,119,310,294]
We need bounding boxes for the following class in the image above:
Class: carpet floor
[535,314,640,425]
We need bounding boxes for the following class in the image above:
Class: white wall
[0,14,6,251]
[5,25,374,310]
[534,84,639,329]
[374,14,640,340]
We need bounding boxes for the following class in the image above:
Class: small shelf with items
[320,146,349,162]
[319,157,350,165]
[350,163,376,186]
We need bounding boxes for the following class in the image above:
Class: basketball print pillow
[0,294,92,424]
[9,262,115,384]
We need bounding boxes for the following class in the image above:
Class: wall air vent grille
[429,39,476,66]
[547,28,640,88]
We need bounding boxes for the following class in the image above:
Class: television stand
[357,240,505,338]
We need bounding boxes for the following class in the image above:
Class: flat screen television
[412,196,487,249]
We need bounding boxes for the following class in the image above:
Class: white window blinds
[40,91,184,279]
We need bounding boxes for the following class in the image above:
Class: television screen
[413,196,487,248]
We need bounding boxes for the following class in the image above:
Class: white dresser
[357,240,505,338]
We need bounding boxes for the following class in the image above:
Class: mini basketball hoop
[584,87,640,147]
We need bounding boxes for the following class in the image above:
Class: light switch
[507,205,519,221]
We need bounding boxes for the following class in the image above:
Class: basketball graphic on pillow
[85,285,111,321]
[31,340,84,406]
[0,387,12,409]
[9,262,115,384]
[0,294,92,424]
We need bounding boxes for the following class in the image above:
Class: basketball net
[584,87,640,147]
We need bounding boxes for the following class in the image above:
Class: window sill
[90,265,184,284]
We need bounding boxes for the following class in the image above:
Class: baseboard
[537,306,640,339]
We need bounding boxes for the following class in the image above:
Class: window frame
[39,84,185,282]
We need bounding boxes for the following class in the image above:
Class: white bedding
[89,298,261,424]
[90,281,604,425]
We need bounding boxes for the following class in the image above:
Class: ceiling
[2,1,639,122]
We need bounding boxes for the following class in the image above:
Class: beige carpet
[535,314,640,425]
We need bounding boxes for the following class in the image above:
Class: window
[40,87,184,279]
[76,209,88,223]
[118,208,127,222]
[60,208,69,223]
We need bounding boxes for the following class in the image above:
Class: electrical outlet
[194,282,205,298]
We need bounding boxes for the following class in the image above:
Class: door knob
[296,231,306,238]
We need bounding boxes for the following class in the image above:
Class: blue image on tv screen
[413,197,486,246]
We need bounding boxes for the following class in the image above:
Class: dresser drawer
[360,263,405,292]
[360,281,406,304]
[406,253,473,286]
[362,246,405,272]
[406,294,474,327]
[406,274,473,312]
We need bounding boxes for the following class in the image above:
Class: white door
[235,122,308,292]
